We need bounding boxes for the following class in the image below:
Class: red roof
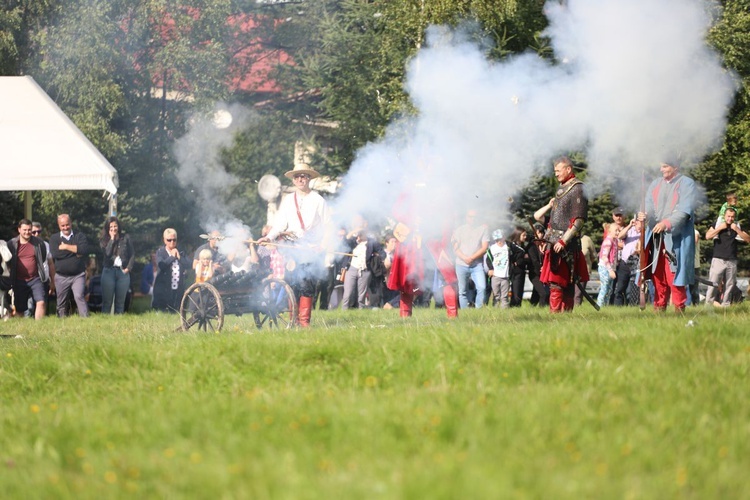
[144,10,292,95]
[227,14,292,94]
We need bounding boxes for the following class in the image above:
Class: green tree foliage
[13,0,240,253]
[696,0,750,269]
[2,0,749,274]
[272,0,546,169]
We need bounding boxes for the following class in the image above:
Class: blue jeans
[101,267,131,314]
[456,263,486,308]
[597,264,614,308]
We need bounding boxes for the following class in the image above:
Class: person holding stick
[638,160,697,313]
[257,163,331,327]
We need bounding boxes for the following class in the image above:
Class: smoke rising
[332,0,736,235]
[173,102,258,239]
[173,102,261,259]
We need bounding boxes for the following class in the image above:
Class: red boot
[399,290,413,318]
[298,296,313,327]
[549,285,564,313]
[443,285,458,318]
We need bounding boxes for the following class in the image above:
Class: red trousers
[549,284,575,313]
[399,285,458,318]
[652,251,687,310]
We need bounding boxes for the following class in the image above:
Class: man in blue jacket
[638,161,697,313]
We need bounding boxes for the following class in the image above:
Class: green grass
[2,304,750,498]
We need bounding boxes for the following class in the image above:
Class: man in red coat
[386,194,459,318]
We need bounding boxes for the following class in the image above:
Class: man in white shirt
[258,164,331,326]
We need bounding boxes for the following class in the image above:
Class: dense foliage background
[0,0,748,271]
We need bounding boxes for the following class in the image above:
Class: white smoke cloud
[332,0,736,236]
[173,102,257,232]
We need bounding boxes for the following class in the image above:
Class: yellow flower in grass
[317,459,334,473]
[163,448,175,458]
[49,403,58,411]
[364,376,378,388]
[595,463,608,476]
[85,369,92,376]
[6,352,12,357]
[190,452,202,464]
[676,466,688,487]
[718,446,729,458]
[30,404,40,414]
[104,471,117,484]
[75,448,86,458]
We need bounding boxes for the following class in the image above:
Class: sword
[526,216,599,311]
[571,266,600,312]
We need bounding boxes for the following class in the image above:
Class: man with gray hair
[50,214,89,317]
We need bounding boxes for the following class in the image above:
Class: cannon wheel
[253,278,297,330]
[180,282,224,332]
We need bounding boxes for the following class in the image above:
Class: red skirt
[541,250,590,287]
[387,241,424,293]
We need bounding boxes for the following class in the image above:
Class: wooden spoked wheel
[253,278,297,330]
[180,282,224,332]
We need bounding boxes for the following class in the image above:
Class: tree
[271,0,547,170]
[19,0,241,251]
[697,0,750,269]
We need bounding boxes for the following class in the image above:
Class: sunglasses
[166,238,177,242]
[31,230,41,235]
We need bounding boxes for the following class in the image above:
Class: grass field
[2,304,749,499]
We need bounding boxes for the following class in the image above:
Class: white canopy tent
[0,76,118,217]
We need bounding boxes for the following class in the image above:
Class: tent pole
[24,191,32,220]
[109,193,117,216]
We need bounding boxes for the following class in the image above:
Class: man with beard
[8,219,50,319]
[534,157,589,313]
[638,160,697,313]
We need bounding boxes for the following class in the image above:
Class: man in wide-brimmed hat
[258,163,330,327]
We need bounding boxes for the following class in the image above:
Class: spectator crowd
[1,161,748,322]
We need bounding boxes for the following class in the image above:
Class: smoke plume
[332,0,736,235]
